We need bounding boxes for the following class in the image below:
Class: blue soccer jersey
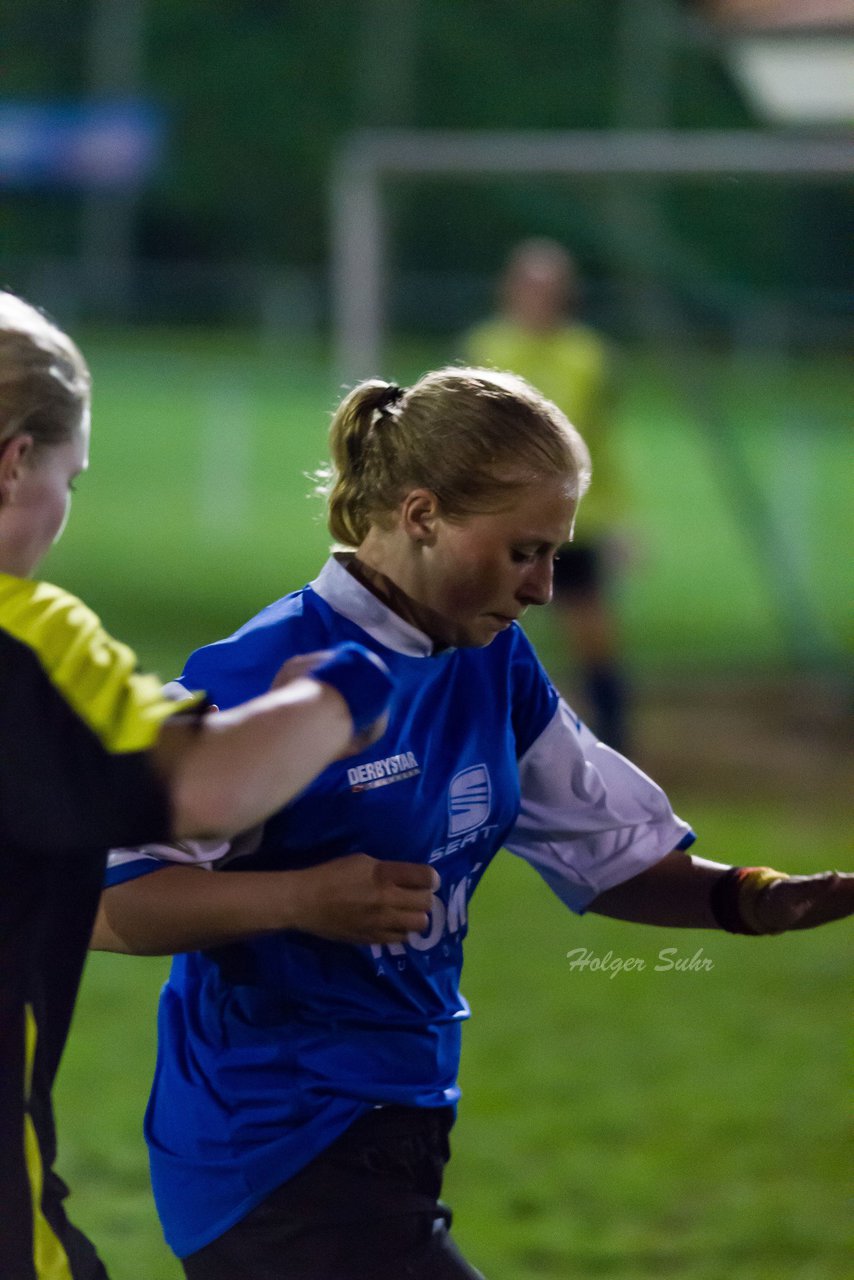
[106,555,694,1256]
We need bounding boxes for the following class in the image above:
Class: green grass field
[57,802,851,1280]
[45,330,852,1278]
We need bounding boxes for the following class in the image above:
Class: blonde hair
[0,292,91,453]
[321,366,591,547]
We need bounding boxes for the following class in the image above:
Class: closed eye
[511,544,557,565]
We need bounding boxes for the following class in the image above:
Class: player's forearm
[589,851,728,928]
[156,678,353,840]
[92,855,440,955]
[92,864,317,955]
[590,852,854,933]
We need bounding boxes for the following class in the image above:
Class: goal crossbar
[330,127,854,381]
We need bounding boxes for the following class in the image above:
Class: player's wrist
[268,867,315,933]
[709,866,790,935]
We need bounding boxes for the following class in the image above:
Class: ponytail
[325,380,408,547]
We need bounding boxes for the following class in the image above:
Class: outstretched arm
[590,850,854,934]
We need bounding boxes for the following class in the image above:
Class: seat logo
[448,764,491,835]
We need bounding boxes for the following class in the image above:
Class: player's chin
[462,616,510,648]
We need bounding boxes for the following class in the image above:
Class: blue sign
[0,100,164,189]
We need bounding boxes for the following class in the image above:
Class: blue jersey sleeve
[508,624,560,758]
[181,591,330,711]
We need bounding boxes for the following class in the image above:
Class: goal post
[330,127,854,384]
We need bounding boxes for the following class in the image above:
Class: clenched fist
[287,854,440,945]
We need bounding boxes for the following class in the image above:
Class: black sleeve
[0,647,173,855]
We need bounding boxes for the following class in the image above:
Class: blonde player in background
[464,238,631,752]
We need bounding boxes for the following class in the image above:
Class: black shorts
[552,541,603,599]
[181,1105,484,1280]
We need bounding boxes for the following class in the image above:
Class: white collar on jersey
[310,553,437,658]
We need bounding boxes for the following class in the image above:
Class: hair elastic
[375,383,405,415]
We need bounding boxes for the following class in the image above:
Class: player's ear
[400,488,440,546]
[0,434,34,505]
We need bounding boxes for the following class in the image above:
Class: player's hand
[285,854,439,945]
[271,650,335,689]
[270,650,388,756]
[754,872,854,933]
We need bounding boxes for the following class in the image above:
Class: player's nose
[518,557,553,607]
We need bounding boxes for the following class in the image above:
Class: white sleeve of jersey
[107,837,231,871]
[105,824,264,882]
[506,699,693,914]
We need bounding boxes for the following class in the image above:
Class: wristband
[709,865,789,935]
[308,642,394,736]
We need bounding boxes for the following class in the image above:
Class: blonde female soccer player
[463,238,631,752]
[0,292,437,1280]
[98,367,853,1280]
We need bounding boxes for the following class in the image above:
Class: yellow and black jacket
[0,574,194,1280]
